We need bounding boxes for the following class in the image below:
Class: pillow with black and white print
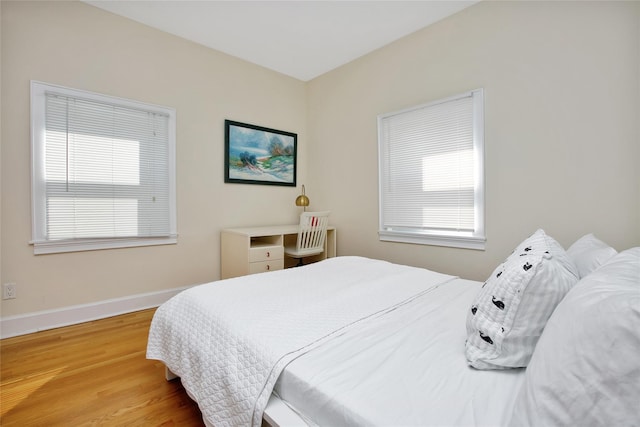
[465,229,578,370]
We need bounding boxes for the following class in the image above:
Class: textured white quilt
[146,256,455,427]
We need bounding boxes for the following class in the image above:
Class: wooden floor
[0,309,204,426]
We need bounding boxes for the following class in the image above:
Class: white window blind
[378,89,485,250]
[31,81,177,254]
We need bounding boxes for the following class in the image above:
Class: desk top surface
[222,224,335,237]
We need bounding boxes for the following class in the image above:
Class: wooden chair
[284,211,330,266]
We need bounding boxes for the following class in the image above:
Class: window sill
[31,236,178,255]
[379,230,485,250]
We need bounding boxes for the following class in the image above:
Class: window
[378,89,485,250]
[30,81,177,254]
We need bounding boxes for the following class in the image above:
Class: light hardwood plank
[0,309,204,426]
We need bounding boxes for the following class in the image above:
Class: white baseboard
[0,286,191,339]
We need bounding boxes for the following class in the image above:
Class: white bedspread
[274,278,527,426]
[146,256,455,427]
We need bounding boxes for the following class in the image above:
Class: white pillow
[465,229,579,370]
[510,247,640,426]
[566,233,617,278]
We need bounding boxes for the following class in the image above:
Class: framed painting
[224,120,297,186]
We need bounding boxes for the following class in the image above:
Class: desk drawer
[249,246,283,262]
[249,259,284,274]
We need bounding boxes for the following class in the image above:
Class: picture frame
[224,120,297,187]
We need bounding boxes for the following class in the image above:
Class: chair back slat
[296,211,330,255]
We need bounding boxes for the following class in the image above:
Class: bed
[147,231,640,427]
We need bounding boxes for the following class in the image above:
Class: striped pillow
[465,229,579,369]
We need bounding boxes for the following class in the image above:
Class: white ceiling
[85,1,478,81]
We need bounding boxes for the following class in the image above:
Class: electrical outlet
[3,283,16,300]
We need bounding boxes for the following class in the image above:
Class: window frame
[30,81,177,254]
[377,88,485,250]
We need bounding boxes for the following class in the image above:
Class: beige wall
[2,1,639,319]
[306,0,640,280]
[0,1,307,317]
[0,1,3,314]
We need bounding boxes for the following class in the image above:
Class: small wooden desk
[221,225,337,279]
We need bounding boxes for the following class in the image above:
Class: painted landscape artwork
[225,120,297,186]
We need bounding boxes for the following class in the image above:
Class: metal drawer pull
[267,251,270,257]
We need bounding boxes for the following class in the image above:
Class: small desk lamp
[295,185,310,211]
